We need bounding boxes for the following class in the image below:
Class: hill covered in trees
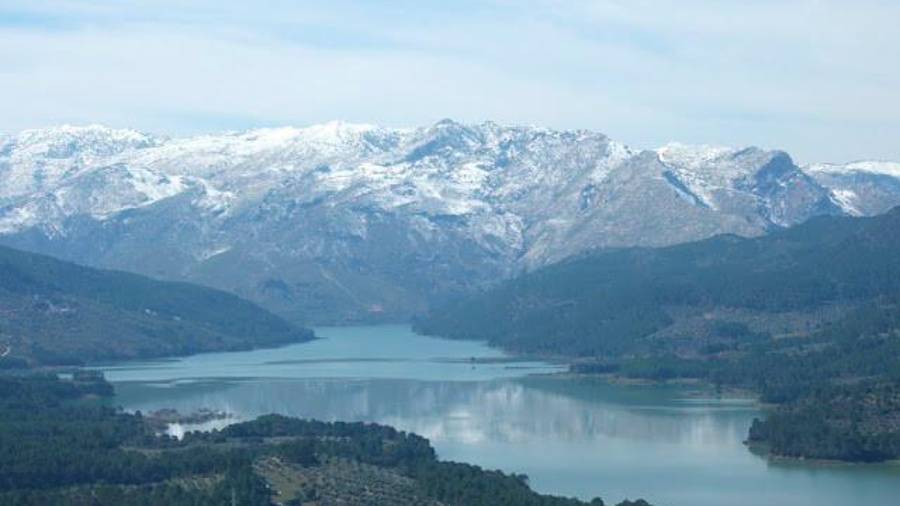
[416,207,900,357]
[0,245,312,365]
[416,207,900,461]
[0,373,650,506]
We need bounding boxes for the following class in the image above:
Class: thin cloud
[0,1,898,163]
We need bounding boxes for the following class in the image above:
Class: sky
[1,0,898,163]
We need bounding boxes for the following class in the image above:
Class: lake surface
[98,325,900,506]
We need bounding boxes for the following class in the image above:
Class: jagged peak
[656,143,797,179]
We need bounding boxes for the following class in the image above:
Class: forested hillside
[416,207,900,357]
[416,207,900,461]
[0,245,312,365]
[0,373,648,506]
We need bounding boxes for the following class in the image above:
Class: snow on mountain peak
[806,160,900,179]
[0,125,163,203]
[804,161,900,217]
[656,142,734,168]
[237,121,392,148]
[1,121,898,242]
[13,124,158,156]
[1,121,899,323]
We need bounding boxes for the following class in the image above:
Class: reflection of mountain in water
[116,377,756,450]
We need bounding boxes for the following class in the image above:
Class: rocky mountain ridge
[1,120,898,323]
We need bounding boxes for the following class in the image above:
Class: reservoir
[98,325,900,506]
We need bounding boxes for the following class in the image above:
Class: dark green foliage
[747,382,900,462]
[416,208,900,356]
[608,303,900,463]
[612,298,900,461]
[218,414,436,469]
[418,208,900,462]
[207,464,273,506]
[0,377,651,506]
[1,483,236,506]
[278,439,320,467]
[0,464,272,506]
[0,374,268,505]
[218,416,645,506]
[0,244,312,364]
[410,460,596,506]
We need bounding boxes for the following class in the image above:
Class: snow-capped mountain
[805,161,900,216]
[0,120,897,323]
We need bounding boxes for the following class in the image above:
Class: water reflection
[116,377,753,447]
[102,326,900,506]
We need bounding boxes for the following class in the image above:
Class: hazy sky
[1,0,898,163]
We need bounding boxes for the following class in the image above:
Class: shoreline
[79,332,321,369]
[75,323,900,468]
[744,440,900,468]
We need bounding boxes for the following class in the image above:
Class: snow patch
[829,189,862,216]
[806,161,900,179]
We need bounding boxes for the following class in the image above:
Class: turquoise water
[98,325,900,506]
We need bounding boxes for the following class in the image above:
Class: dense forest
[416,208,900,356]
[0,244,312,365]
[0,373,650,506]
[571,297,900,461]
[416,208,900,461]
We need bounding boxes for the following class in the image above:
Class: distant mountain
[415,207,900,356]
[1,121,897,324]
[0,244,311,364]
[805,160,900,216]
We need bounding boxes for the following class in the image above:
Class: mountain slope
[415,207,900,356]
[414,207,900,462]
[806,161,900,216]
[1,121,897,324]
[0,244,311,364]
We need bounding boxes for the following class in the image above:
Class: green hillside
[416,207,900,461]
[0,245,312,365]
[416,207,900,357]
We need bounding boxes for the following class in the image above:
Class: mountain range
[1,120,898,324]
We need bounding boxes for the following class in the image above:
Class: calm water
[98,325,900,506]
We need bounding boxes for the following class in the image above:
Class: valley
[2,121,900,505]
[5,2,900,504]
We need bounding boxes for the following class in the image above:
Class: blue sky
[1,0,898,163]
